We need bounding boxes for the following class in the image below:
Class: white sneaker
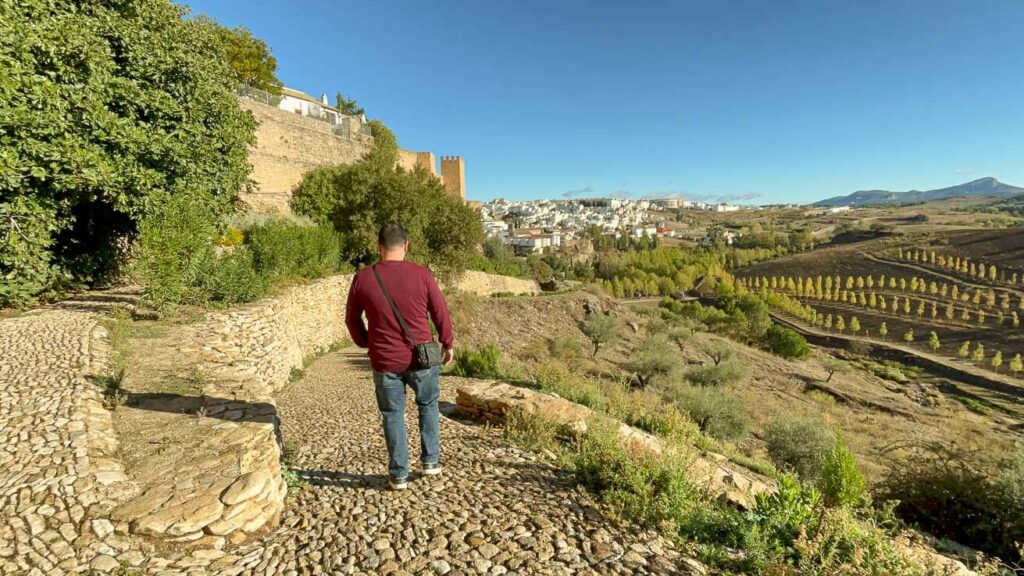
[388,475,408,490]
[422,462,442,476]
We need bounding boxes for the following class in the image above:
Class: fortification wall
[238,98,373,213]
[238,98,466,212]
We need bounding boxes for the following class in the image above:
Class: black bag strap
[372,264,418,346]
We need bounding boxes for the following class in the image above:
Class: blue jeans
[372,366,441,479]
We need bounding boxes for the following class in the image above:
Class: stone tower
[440,155,466,201]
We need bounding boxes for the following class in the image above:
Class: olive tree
[581,313,621,358]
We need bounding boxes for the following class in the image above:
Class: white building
[827,206,851,214]
[277,88,342,124]
[630,226,658,238]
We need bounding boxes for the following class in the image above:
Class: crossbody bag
[372,265,444,369]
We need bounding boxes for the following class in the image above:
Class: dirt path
[769,312,1024,399]
[236,347,691,575]
[864,253,1024,300]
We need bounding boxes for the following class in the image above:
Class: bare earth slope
[452,291,1021,479]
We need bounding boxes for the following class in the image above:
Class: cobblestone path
[0,296,137,575]
[228,348,689,576]
[1,311,691,575]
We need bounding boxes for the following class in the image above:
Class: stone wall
[452,270,540,296]
[184,275,354,398]
[113,275,354,549]
[238,98,373,213]
[238,98,454,213]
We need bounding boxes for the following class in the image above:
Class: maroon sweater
[345,260,454,373]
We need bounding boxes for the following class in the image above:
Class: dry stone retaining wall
[452,270,540,296]
[114,275,353,549]
[185,275,354,397]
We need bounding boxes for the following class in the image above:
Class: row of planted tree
[747,284,1024,377]
[739,274,1023,329]
[889,247,1023,286]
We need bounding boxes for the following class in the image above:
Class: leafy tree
[667,321,698,352]
[703,344,735,366]
[1010,353,1023,376]
[849,316,860,334]
[835,315,846,333]
[581,313,621,358]
[291,126,482,281]
[879,322,888,340]
[992,351,1003,372]
[684,360,749,387]
[765,415,835,482]
[821,358,849,383]
[959,341,971,361]
[335,91,365,116]
[972,343,986,364]
[626,336,681,388]
[1,0,257,305]
[671,385,749,440]
[765,324,810,360]
[928,331,940,352]
[903,329,914,343]
[199,16,282,93]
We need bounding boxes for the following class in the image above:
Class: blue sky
[189,0,1024,204]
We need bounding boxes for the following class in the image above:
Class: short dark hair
[378,223,408,248]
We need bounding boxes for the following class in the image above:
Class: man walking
[345,223,454,490]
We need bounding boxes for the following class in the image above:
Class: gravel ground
[243,347,694,575]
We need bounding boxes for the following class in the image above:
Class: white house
[277,87,342,124]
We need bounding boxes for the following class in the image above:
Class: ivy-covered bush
[0,0,256,306]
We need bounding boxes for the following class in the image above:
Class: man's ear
[404,241,410,252]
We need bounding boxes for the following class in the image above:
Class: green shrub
[747,483,927,575]
[819,432,866,508]
[450,344,503,379]
[670,385,750,441]
[0,197,68,307]
[215,227,245,247]
[765,324,811,360]
[765,415,835,483]
[866,362,909,383]
[192,248,269,305]
[134,195,216,312]
[744,475,822,562]
[606,387,700,443]
[245,220,342,280]
[504,407,561,453]
[566,418,708,530]
[878,442,1024,564]
[533,362,606,409]
[684,360,749,387]
[998,442,1024,506]
[549,336,584,366]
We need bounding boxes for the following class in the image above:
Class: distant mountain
[812,177,1024,207]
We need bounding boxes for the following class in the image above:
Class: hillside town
[480,197,753,253]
